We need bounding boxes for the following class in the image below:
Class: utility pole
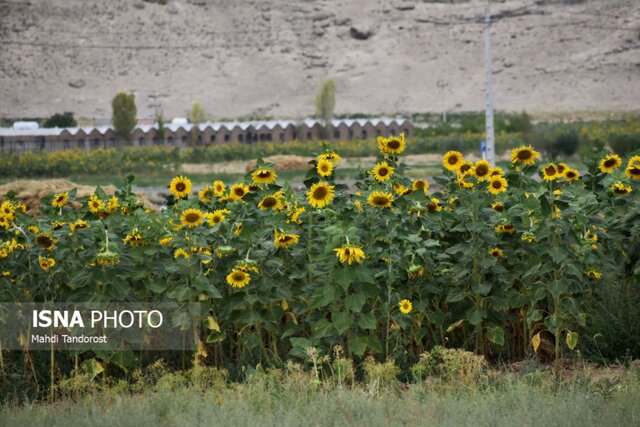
[483,1,496,166]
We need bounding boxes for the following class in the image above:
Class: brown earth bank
[0,0,639,120]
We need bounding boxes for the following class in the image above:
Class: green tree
[43,112,77,128]
[112,92,137,143]
[156,109,166,145]
[315,79,336,139]
[188,101,208,146]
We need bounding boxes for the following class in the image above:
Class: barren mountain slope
[1,0,638,119]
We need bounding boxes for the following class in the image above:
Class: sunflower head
[252,168,277,185]
[52,192,69,208]
[610,182,632,195]
[307,182,335,208]
[412,179,429,194]
[174,248,191,259]
[399,299,412,314]
[87,195,104,214]
[491,202,504,212]
[564,168,580,181]
[488,176,508,195]
[38,256,55,271]
[274,231,300,248]
[490,167,504,177]
[495,223,515,235]
[442,151,464,171]
[541,163,558,181]
[511,146,540,166]
[198,185,215,203]
[169,175,192,199]
[367,191,394,208]
[473,160,492,181]
[372,162,394,182]
[229,184,249,201]
[598,154,622,174]
[95,250,120,267]
[213,180,226,196]
[180,208,204,227]
[378,133,406,155]
[318,151,341,165]
[258,194,283,211]
[316,160,334,177]
[458,161,473,175]
[456,171,475,189]
[334,245,365,265]
[35,233,57,251]
[489,247,504,259]
[625,165,640,180]
[226,269,251,288]
[426,197,442,213]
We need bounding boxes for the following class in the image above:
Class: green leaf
[346,293,366,313]
[333,268,355,291]
[472,282,492,296]
[465,308,486,326]
[487,326,505,346]
[357,314,377,330]
[566,331,579,350]
[82,358,104,379]
[348,336,368,357]
[332,312,352,335]
[312,318,334,339]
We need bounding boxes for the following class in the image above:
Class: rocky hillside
[0,0,638,120]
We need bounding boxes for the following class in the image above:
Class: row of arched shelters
[0,118,413,153]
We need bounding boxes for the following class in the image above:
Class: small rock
[68,79,86,89]
[334,17,351,26]
[312,12,332,21]
[350,25,374,40]
[133,1,145,9]
[202,52,214,59]
[393,2,415,11]
[503,61,514,68]
[281,47,292,53]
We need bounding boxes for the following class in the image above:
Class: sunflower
[252,168,277,185]
[394,184,412,196]
[317,160,334,177]
[287,206,305,224]
[378,133,406,155]
[521,232,536,243]
[38,256,55,271]
[610,182,632,195]
[159,236,173,246]
[258,194,283,211]
[629,155,640,167]
[334,245,365,265]
[564,168,580,181]
[35,233,57,251]
[229,184,249,201]
[442,151,464,171]
[491,202,504,212]
[180,208,204,227]
[555,163,569,174]
[213,180,226,196]
[169,175,192,199]
[399,299,412,314]
[174,248,191,259]
[511,146,540,165]
[87,195,104,214]
[372,162,394,182]
[274,231,300,248]
[426,197,442,213]
[124,231,144,246]
[307,182,335,208]
[412,179,429,194]
[318,151,341,165]
[598,154,622,174]
[206,209,228,226]
[70,220,89,232]
[0,201,14,218]
[473,160,492,181]
[198,185,215,203]
[95,250,120,267]
[586,270,602,280]
[495,223,515,235]
[52,221,66,230]
[488,176,508,195]
[488,247,503,259]
[233,223,243,236]
[226,269,251,288]
[367,191,394,208]
[458,161,473,175]
[541,163,558,181]
[490,167,504,177]
[456,171,475,189]
[625,165,640,180]
[52,192,68,208]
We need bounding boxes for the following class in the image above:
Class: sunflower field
[1,133,640,379]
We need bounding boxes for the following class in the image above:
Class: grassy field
[1,368,638,427]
